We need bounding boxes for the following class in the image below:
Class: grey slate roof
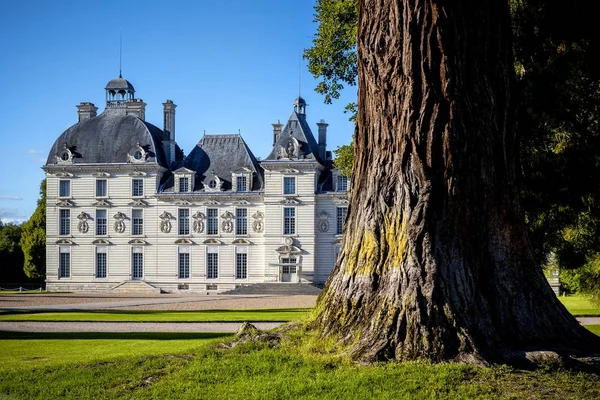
[264,110,323,163]
[105,77,135,92]
[46,110,168,167]
[180,134,263,191]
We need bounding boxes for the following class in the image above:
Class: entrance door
[281,258,297,282]
[132,251,143,280]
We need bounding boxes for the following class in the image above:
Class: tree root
[216,322,282,350]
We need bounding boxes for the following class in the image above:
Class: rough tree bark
[314,0,600,364]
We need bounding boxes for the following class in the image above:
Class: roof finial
[298,49,301,98]
[119,29,123,78]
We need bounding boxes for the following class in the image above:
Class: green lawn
[0,330,598,399]
[0,308,310,322]
[558,294,600,316]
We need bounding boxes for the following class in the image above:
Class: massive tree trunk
[315,0,599,364]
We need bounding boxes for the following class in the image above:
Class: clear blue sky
[0,0,356,224]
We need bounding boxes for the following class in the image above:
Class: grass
[587,325,600,335]
[0,329,598,399]
[0,308,309,322]
[558,294,600,317]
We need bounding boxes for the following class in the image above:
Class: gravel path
[0,293,317,311]
[0,321,283,333]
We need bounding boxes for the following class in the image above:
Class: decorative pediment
[128,199,150,207]
[173,167,195,174]
[92,171,111,177]
[332,199,350,205]
[275,245,302,255]
[128,170,147,176]
[56,199,76,207]
[203,238,222,245]
[174,238,195,245]
[231,166,253,173]
[280,198,301,205]
[232,238,252,245]
[92,199,112,207]
[281,168,300,174]
[232,200,251,206]
[55,239,75,245]
[92,239,111,245]
[128,239,148,245]
[280,137,300,160]
[174,200,194,206]
[202,200,221,205]
[54,171,74,177]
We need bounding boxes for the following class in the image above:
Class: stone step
[111,280,161,294]
[222,283,322,296]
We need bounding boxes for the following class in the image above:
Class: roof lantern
[105,75,135,109]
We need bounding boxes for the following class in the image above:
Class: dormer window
[133,150,143,160]
[209,180,217,189]
[173,167,196,193]
[236,176,247,192]
[179,177,189,193]
[337,175,349,192]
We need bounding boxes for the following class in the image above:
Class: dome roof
[293,96,306,105]
[46,111,166,166]
[105,77,135,92]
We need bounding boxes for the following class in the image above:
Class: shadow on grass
[0,331,233,340]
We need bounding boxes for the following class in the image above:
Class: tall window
[236,208,247,235]
[178,247,190,279]
[96,209,107,236]
[132,178,144,197]
[207,208,218,235]
[96,247,107,278]
[59,180,70,197]
[336,207,347,235]
[132,247,143,279]
[236,247,247,279]
[283,177,296,195]
[206,247,218,279]
[337,176,349,192]
[96,179,107,197]
[236,176,247,192]
[59,209,70,235]
[132,209,143,235]
[59,247,70,278]
[284,207,296,235]
[179,208,190,235]
[178,177,189,193]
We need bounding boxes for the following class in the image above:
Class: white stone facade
[44,77,348,292]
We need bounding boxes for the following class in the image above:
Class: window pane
[337,176,348,191]
[59,209,70,235]
[207,208,218,235]
[236,252,247,279]
[179,208,190,235]
[132,209,143,235]
[59,180,70,197]
[284,207,295,235]
[132,249,143,279]
[96,179,107,197]
[283,177,295,195]
[96,252,107,278]
[236,208,247,235]
[236,176,247,192]
[207,252,218,279]
[96,209,107,236]
[336,207,347,235]
[59,250,70,278]
[179,177,189,193]
[132,179,144,197]
[179,252,190,279]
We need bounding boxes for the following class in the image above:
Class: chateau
[43,76,348,292]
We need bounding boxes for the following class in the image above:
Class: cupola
[105,75,135,109]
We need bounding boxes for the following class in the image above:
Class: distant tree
[0,223,26,283]
[20,180,46,279]
[333,142,354,177]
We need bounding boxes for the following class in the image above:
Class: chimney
[272,120,283,146]
[125,98,146,120]
[76,102,98,122]
[317,119,328,161]
[163,100,177,141]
